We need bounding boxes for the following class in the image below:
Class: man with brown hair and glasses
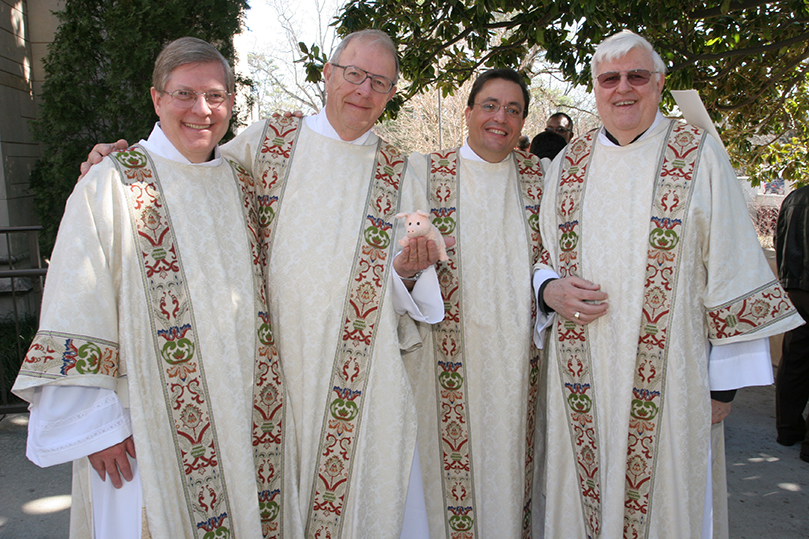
[536,30,802,539]
[14,37,291,538]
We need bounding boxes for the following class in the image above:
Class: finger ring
[574,311,581,320]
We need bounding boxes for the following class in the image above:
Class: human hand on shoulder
[79,140,129,180]
[270,110,304,119]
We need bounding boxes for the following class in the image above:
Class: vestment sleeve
[27,385,132,467]
[700,136,802,343]
[708,338,774,390]
[12,159,123,401]
[390,152,445,323]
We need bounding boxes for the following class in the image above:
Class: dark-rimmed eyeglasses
[473,101,524,118]
[596,69,659,88]
[163,89,232,108]
[546,126,572,134]
[331,64,395,93]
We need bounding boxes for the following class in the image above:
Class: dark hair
[549,112,573,129]
[530,130,568,160]
[467,68,530,119]
[517,135,530,150]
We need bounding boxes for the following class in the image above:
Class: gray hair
[152,37,234,94]
[591,30,667,82]
[329,29,400,85]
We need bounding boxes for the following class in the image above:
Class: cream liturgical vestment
[221,116,422,539]
[399,144,549,539]
[538,118,802,539]
[13,127,285,538]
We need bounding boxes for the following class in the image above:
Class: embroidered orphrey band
[303,138,406,538]
[553,122,703,539]
[429,148,546,539]
[115,146,235,537]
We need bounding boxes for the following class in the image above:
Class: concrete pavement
[0,373,806,538]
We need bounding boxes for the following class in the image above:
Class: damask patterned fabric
[538,119,802,539]
[14,152,271,538]
[222,120,417,539]
[398,147,546,539]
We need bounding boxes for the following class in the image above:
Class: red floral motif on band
[233,131,289,539]
[114,146,232,538]
[304,137,405,539]
[707,281,796,339]
[20,332,119,379]
[553,123,706,539]
[430,148,545,539]
[554,130,602,539]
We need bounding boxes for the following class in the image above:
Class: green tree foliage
[308,0,809,186]
[31,0,248,252]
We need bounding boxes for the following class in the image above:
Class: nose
[191,94,213,114]
[616,74,633,92]
[354,76,374,96]
[492,105,508,122]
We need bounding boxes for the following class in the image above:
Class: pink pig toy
[396,210,449,261]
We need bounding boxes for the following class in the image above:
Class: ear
[151,87,162,117]
[384,84,398,105]
[323,62,334,85]
[417,210,429,217]
[656,73,666,94]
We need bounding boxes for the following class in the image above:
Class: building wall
[0,0,61,239]
[0,0,61,318]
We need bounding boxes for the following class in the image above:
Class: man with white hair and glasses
[536,30,802,539]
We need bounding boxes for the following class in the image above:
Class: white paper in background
[670,89,730,161]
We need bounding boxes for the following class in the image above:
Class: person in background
[516,134,530,150]
[774,184,809,463]
[530,129,568,161]
[544,111,574,142]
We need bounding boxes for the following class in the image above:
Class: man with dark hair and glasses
[545,111,574,143]
[398,67,606,538]
[536,30,802,539]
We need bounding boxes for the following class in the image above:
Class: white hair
[591,30,667,81]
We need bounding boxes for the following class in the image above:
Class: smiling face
[464,78,526,163]
[151,62,233,163]
[594,47,665,146]
[323,38,398,141]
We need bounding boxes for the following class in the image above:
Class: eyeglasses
[164,89,232,108]
[473,101,524,118]
[596,69,659,88]
[331,64,395,93]
[546,126,572,134]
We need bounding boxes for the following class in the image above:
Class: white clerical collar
[460,139,511,163]
[598,110,666,147]
[139,122,222,166]
[305,109,373,145]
